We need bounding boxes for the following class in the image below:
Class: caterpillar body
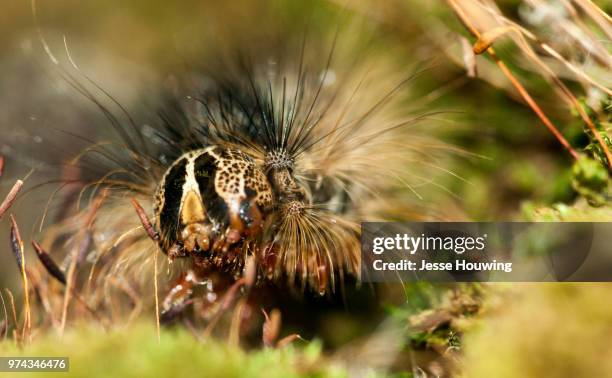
[20,4,447,334]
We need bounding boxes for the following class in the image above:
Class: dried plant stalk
[131,198,161,341]
[276,334,302,348]
[0,291,8,341]
[447,0,581,161]
[0,180,23,219]
[153,247,160,343]
[9,215,31,341]
[4,289,18,343]
[31,241,67,285]
[60,190,108,336]
[31,240,108,329]
[466,0,612,168]
[228,298,247,347]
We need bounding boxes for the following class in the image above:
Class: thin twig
[0,180,23,219]
[491,54,580,160]
[30,241,107,327]
[59,244,78,336]
[0,291,9,341]
[0,319,5,341]
[85,189,109,229]
[228,298,247,347]
[276,334,303,348]
[469,4,612,168]
[447,0,580,161]
[108,277,142,326]
[71,290,108,329]
[9,215,31,342]
[24,267,60,330]
[131,197,161,340]
[60,190,108,336]
[573,0,612,40]
[4,289,18,343]
[153,248,160,343]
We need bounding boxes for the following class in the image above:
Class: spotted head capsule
[154,146,273,268]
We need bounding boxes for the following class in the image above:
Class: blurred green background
[0,1,610,377]
[2,0,606,285]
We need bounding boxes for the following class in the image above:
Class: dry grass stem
[9,215,31,342]
[447,0,582,161]
[0,180,24,219]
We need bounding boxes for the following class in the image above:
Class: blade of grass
[0,291,8,341]
[4,289,18,343]
[32,241,107,329]
[468,3,612,168]
[9,215,31,342]
[153,247,160,343]
[447,0,580,161]
[131,197,161,342]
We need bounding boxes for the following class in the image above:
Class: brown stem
[447,0,580,162]
[0,180,24,219]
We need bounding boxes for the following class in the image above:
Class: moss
[0,323,347,378]
[523,199,612,221]
[571,156,610,207]
[460,284,612,378]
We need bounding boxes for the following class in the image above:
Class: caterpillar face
[154,140,326,278]
[154,146,274,265]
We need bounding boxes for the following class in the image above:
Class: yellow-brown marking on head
[180,189,206,225]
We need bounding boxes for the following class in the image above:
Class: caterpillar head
[154,146,273,264]
[153,140,357,293]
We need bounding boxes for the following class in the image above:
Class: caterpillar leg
[159,267,229,323]
[160,271,199,324]
[160,260,250,324]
